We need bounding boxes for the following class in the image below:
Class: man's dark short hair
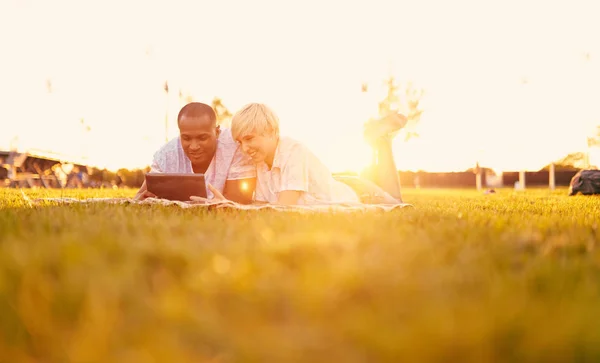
[177,102,217,125]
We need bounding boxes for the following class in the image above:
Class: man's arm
[135,152,162,201]
[223,177,256,204]
[134,180,156,201]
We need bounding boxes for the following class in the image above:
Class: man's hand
[134,180,157,201]
[190,184,231,204]
[135,190,157,201]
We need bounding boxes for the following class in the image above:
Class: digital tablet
[145,173,207,201]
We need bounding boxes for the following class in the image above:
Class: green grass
[1,187,600,362]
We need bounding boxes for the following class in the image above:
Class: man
[135,102,256,203]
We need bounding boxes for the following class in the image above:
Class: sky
[1,0,599,172]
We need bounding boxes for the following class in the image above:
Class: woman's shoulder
[278,136,311,154]
[276,136,329,171]
[276,136,311,162]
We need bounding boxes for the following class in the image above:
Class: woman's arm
[192,186,302,206]
[223,178,256,204]
[275,190,303,205]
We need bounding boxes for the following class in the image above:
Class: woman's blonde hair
[231,103,280,140]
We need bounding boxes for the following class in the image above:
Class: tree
[587,125,600,148]
[46,78,53,94]
[586,125,600,168]
[80,118,91,133]
[212,97,232,127]
[541,152,589,171]
[164,81,169,143]
[79,118,91,161]
[178,89,194,106]
[403,81,425,141]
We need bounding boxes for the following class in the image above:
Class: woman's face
[237,131,278,165]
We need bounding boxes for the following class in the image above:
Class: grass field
[1,187,600,362]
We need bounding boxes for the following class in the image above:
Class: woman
[194,103,404,205]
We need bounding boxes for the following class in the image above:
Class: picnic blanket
[23,194,411,213]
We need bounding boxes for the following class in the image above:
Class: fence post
[476,171,482,191]
[549,163,555,191]
[519,170,526,190]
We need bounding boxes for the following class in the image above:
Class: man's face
[179,115,219,165]
[237,131,277,164]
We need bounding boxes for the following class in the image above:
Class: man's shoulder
[152,136,183,163]
[154,137,182,156]
[218,128,237,147]
[217,128,241,156]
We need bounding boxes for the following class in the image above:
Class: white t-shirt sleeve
[279,145,310,192]
[254,182,268,202]
[227,147,256,180]
[150,150,164,173]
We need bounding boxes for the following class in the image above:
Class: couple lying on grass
[135,102,405,206]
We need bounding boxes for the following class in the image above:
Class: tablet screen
[145,173,207,201]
